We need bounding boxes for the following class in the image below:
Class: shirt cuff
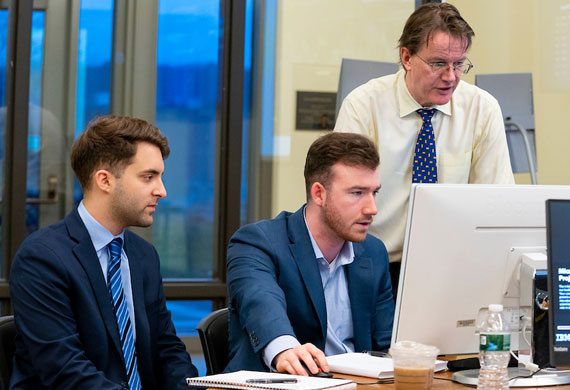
[262,335,301,370]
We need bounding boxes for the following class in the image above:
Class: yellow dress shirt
[334,69,514,263]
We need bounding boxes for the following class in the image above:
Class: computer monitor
[546,199,570,366]
[392,184,570,355]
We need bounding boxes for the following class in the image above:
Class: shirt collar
[77,200,125,252]
[302,206,354,266]
[396,69,452,118]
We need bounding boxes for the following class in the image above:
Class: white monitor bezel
[392,184,570,355]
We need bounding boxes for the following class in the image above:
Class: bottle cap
[488,304,503,312]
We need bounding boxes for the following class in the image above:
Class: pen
[245,378,298,384]
[364,350,389,357]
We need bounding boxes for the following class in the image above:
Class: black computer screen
[546,199,570,366]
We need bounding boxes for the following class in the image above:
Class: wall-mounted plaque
[295,91,336,131]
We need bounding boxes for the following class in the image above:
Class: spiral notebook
[185,370,356,390]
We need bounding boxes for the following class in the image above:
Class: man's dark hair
[304,132,379,199]
[398,3,474,62]
[71,115,170,190]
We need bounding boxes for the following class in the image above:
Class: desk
[205,371,476,390]
[334,370,570,390]
[334,371,458,390]
[207,370,570,390]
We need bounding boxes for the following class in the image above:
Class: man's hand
[273,343,329,376]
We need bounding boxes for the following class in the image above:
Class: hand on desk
[273,343,329,376]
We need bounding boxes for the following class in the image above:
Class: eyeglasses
[416,55,474,75]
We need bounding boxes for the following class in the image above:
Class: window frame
[0,0,246,315]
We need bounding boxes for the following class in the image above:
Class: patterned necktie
[108,238,141,390]
[412,108,438,183]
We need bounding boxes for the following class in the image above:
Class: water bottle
[477,304,511,390]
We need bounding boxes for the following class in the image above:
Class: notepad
[185,370,356,390]
[327,352,448,379]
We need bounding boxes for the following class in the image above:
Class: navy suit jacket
[225,206,394,372]
[9,208,198,389]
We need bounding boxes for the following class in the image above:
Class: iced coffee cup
[389,340,439,390]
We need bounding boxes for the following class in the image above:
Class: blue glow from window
[166,300,212,337]
[75,0,113,139]
[74,0,113,203]
[241,0,253,224]
[154,0,221,280]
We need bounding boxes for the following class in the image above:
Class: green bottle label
[480,333,511,352]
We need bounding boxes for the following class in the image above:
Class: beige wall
[271,0,413,215]
[270,0,570,215]
[450,0,570,185]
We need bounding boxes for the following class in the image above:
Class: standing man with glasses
[334,3,514,295]
[10,115,198,389]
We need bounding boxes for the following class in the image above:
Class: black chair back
[0,316,15,390]
[196,308,229,375]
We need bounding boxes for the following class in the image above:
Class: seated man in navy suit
[10,115,198,389]
[226,132,394,376]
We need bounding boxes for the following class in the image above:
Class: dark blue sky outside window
[154,1,220,281]
[0,10,6,265]
[74,0,113,203]
[154,0,221,338]
[156,0,253,338]
[241,0,253,225]
[76,0,113,137]
[0,11,45,236]
[0,11,6,108]
[25,11,46,233]
[0,11,45,194]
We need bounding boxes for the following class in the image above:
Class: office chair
[196,308,229,375]
[336,58,399,116]
[0,316,15,390]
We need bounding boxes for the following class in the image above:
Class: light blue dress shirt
[262,207,355,368]
[77,201,136,339]
[308,231,355,356]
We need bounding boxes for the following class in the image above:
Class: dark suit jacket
[9,208,198,389]
[225,206,394,372]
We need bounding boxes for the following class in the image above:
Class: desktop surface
[206,370,569,390]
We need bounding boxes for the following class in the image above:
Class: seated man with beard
[225,132,394,376]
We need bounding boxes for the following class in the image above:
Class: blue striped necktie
[412,108,438,183]
[108,238,141,390]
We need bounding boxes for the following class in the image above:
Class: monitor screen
[392,184,570,355]
[546,199,570,366]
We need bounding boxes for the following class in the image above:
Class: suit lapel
[65,209,123,359]
[287,207,327,340]
[347,244,374,351]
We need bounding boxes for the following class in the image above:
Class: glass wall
[154,0,222,338]
[0,10,9,269]
[0,0,244,335]
[76,0,113,136]
[0,10,46,240]
[155,0,220,281]
[449,0,570,186]
[0,10,6,268]
[245,0,413,220]
[23,11,46,236]
[74,0,113,201]
[244,0,570,222]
